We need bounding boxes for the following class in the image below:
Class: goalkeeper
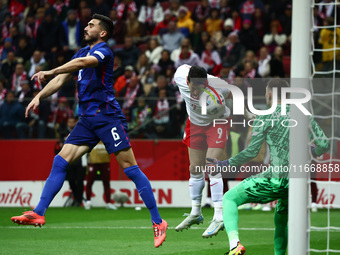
[206,79,330,255]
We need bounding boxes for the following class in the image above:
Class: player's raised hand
[25,96,40,118]
[31,70,53,85]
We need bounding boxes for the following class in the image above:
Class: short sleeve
[91,47,110,64]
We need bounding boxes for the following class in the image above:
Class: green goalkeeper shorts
[230,177,288,214]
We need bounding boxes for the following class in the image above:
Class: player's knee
[189,163,203,174]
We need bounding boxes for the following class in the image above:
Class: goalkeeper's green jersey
[229,105,329,179]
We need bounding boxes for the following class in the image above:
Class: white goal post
[289,0,312,254]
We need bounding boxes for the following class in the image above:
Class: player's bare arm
[25,73,73,117]
[31,56,99,84]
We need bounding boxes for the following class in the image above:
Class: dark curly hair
[188,66,207,84]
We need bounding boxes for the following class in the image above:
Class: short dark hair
[92,13,114,40]
[267,78,289,98]
[188,66,207,84]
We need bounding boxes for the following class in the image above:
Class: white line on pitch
[0,226,275,231]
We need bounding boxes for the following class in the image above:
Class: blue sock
[124,165,162,224]
[34,155,69,216]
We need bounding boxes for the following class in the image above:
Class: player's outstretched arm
[31,56,99,84]
[25,73,73,117]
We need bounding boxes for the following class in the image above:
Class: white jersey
[174,64,231,126]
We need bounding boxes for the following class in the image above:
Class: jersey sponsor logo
[114,141,122,147]
[94,50,105,60]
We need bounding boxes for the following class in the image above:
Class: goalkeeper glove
[206,158,230,168]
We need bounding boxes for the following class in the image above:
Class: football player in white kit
[174,64,251,238]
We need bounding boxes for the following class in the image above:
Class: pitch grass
[0,207,339,255]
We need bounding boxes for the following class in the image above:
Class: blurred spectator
[189,22,203,54]
[126,11,144,37]
[220,32,246,71]
[278,4,292,37]
[16,37,34,64]
[219,62,235,84]
[47,96,74,138]
[36,10,60,63]
[231,9,242,32]
[252,7,269,39]
[204,8,223,36]
[110,8,125,45]
[141,64,159,95]
[193,0,210,23]
[24,13,40,44]
[174,45,201,68]
[148,75,176,99]
[136,53,149,78]
[0,90,27,139]
[60,9,84,61]
[91,0,110,17]
[177,6,194,35]
[239,0,265,20]
[16,80,32,106]
[263,20,287,54]
[27,89,50,139]
[211,18,234,50]
[1,51,20,85]
[240,61,257,79]
[25,50,47,78]
[114,65,135,96]
[117,0,137,20]
[270,46,285,77]
[11,63,27,93]
[79,6,92,28]
[53,0,70,24]
[162,20,185,53]
[0,1,10,24]
[158,49,174,76]
[195,31,211,56]
[318,17,340,71]
[171,38,193,62]
[129,97,152,136]
[152,9,174,36]
[116,36,141,68]
[145,38,163,65]
[167,0,183,18]
[9,0,26,18]
[150,89,176,138]
[0,38,15,61]
[138,0,164,34]
[113,56,124,83]
[1,13,13,42]
[238,19,260,52]
[9,25,20,49]
[318,0,335,20]
[257,46,271,78]
[219,0,231,20]
[119,76,144,122]
[201,41,222,75]
[0,79,8,106]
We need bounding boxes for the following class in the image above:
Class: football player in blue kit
[11,14,167,248]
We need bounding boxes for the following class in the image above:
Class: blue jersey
[72,42,116,116]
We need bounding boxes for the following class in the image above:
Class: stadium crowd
[0,0,332,139]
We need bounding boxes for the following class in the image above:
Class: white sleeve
[174,64,191,94]
[153,3,164,24]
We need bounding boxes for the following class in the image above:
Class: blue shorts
[65,114,131,154]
